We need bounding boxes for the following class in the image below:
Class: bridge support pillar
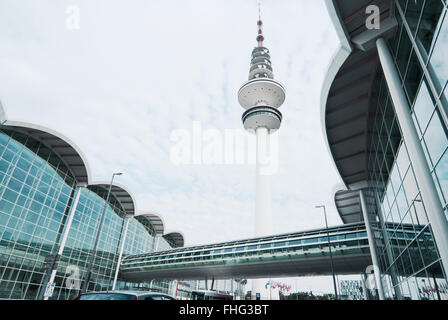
[359,189,385,300]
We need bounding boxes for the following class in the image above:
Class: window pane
[428,9,448,93]
[397,143,410,178]
[404,0,425,37]
[404,50,424,104]
[390,165,401,194]
[396,186,410,221]
[386,181,396,207]
[423,110,448,165]
[413,81,436,132]
[396,27,413,81]
[434,148,448,207]
[413,196,429,226]
[403,167,419,202]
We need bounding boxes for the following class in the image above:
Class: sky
[0,0,355,293]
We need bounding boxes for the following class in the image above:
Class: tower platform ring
[242,106,282,132]
[238,79,286,109]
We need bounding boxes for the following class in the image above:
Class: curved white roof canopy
[89,181,136,217]
[335,189,379,224]
[322,0,398,191]
[322,0,400,223]
[335,189,363,224]
[134,212,165,236]
[0,101,91,185]
[163,231,185,248]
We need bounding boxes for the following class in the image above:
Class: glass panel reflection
[423,110,448,165]
[428,9,448,92]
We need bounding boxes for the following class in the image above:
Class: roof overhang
[135,212,165,236]
[89,181,136,216]
[323,0,399,223]
[335,189,363,224]
[163,232,185,248]
[335,189,378,224]
[322,0,397,191]
[0,100,91,185]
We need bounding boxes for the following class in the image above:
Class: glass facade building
[0,129,77,299]
[52,186,128,300]
[369,0,448,300]
[324,0,448,300]
[0,123,183,300]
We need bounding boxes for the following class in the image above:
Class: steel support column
[41,186,83,300]
[359,189,385,300]
[374,194,403,300]
[112,215,132,290]
[377,37,448,278]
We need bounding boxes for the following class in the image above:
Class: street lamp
[81,172,123,293]
[315,205,338,300]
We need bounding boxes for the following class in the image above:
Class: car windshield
[79,293,135,300]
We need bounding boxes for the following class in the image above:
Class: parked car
[74,290,176,300]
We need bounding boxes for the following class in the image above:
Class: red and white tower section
[238,9,285,299]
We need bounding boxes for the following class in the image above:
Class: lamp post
[315,205,338,300]
[81,172,122,293]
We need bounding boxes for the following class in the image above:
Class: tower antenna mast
[257,2,264,47]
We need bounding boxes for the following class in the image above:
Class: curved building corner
[323,0,448,300]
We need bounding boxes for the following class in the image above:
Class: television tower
[238,4,285,299]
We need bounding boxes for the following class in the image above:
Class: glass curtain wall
[115,216,155,291]
[0,128,179,299]
[367,0,448,300]
[0,129,76,299]
[116,217,180,296]
[51,186,127,300]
